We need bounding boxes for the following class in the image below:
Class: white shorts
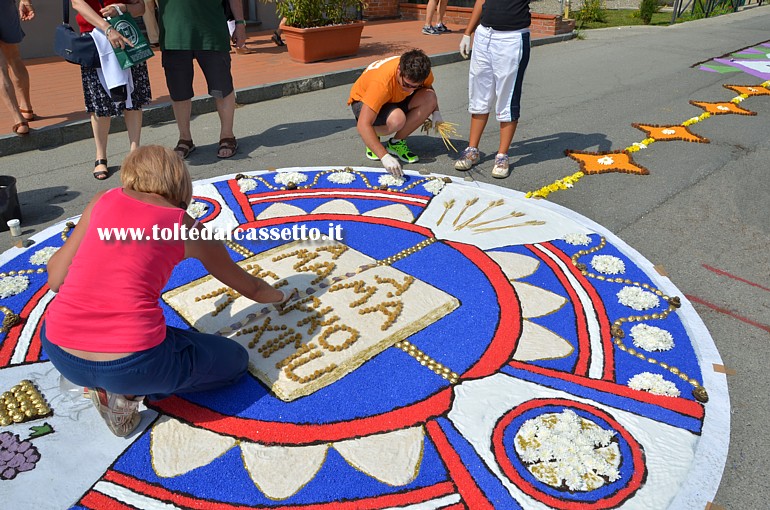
[468,25,530,122]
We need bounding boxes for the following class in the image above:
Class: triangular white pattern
[310,199,360,215]
[240,442,329,500]
[513,320,574,361]
[333,426,424,486]
[488,251,539,280]
[512,281,567,318]
[362,204,414,222]
[151,415,236,477]
[257,203,306,219]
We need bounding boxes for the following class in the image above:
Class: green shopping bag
[108,11,154,69]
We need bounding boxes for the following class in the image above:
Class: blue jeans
[41,321,249,400]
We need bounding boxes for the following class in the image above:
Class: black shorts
[162,50,233,101]
[0,0,24,44]
[351,96,413,126]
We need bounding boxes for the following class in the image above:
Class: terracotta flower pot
[281,21,365,63]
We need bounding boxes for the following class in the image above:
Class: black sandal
[271,31,285,46]
[93,159,109,180]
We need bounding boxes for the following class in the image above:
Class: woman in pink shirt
[42,145,292,436]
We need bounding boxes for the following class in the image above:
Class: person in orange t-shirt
[348,49,443,177]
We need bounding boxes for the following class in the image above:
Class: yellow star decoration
[723,84,770,97]
[689,100,756,116]
[632,124,709,144]
[565,150,649,176]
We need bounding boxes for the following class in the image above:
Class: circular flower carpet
[0,169,728,509]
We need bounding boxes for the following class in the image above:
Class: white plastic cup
[6,219,21,237]
[59,374,85,401]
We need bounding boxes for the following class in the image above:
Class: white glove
[431,110,443,125]
[381,154,403,177]
[460,34,472,59]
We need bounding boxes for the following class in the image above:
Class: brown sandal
[12,121,29,136]
[173,139,196,159]
[217,137,238,158]
[20,109,37,121]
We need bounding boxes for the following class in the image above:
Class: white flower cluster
[597,156,615,166]
[239,178,258,192]
[378,174,405,187]
[186,201,208,219]
[631,142,647,150]
[274,172,308,186]
[29,247,59,266]
[423,178,445,195]
[630,324,674,351]
[0,275,30,299]
[515,410,621,492]
[590,255,626,275]
[617,286,659,311]
[563,233,592,246]
[628,372,680,397]
[327,171,356,184]
[662,128,677,135]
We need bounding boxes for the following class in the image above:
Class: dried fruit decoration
[0,431,41,480]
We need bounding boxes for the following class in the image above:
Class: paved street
[1,7,769,508]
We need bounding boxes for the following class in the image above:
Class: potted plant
[276,0,367,63]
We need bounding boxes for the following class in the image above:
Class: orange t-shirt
[348,56,435,113]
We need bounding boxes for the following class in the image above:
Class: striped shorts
[468,25,530,122]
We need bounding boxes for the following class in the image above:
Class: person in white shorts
[456,0,531,178]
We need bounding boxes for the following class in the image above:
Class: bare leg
[91,114,111,174]
[394,89,438,140]
[424,0,438,27]
[171,99,193,141]
[498,120,517,155]
[0,45,26,131]
[124,110,143,152]
[437,0,448,25]
[215,91,236,157]
[468,113,490,148]
[0,42,32,114]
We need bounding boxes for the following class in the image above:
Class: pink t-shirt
[45,188,186,352]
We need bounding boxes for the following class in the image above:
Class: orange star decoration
[632,124,709,144]
[689,100,756,116]
[565,150,649,176]
[723,84,770,97]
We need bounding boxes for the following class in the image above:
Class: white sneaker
[88,388,142,437]
[491,154,511,179]
[455,146,480,170]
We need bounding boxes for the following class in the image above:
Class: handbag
[107,6,154,69]
[53,0,103,68]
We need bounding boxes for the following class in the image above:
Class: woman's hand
[19,0,35,21]
[99,3,125,18]
[105,25,134,49]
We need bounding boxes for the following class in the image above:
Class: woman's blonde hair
[121,145,192,207]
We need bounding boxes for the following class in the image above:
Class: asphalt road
[2,7,769,508]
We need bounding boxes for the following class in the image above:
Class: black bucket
[0,176,22,232]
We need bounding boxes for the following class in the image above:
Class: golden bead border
[394,340,459,384]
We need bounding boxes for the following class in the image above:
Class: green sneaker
[365,147,380,161]
[387,139,419,164]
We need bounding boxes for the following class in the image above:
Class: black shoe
[435,23,451,33]
[271,31,285,46]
